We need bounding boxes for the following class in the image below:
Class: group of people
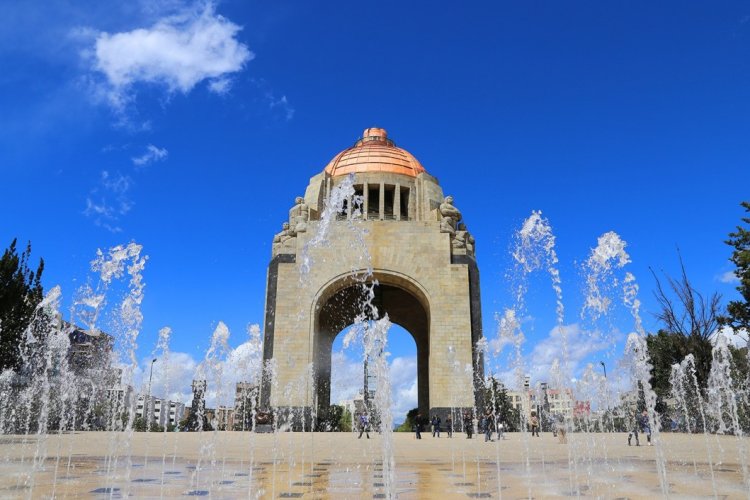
[413,414,454,439]
[357,408,654,448]
[628,409,653,446]
[412,411,509,442]
[478,410,508,442]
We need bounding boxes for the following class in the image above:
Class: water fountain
[1,188,749,498]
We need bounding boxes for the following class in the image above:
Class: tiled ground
[0,432,747,498]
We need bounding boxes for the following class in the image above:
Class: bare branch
[650,252,722,341]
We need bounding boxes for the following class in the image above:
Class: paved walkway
[1,432,747,498]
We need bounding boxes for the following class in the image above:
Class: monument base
[428,407,476,432]
[274,406,313,432]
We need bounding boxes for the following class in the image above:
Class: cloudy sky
[2,0,749,421]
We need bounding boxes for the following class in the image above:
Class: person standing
[628,410,640,446]
[464,411,473,439]
[358,413,370,439]
[639,410,652,446]
[530,411,540,437]
[555,414,567,444]
[484,411,494,442]
[446,415,453,438]
[415,413,423,440]
[431,414,441,437]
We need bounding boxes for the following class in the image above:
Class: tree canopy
[483,377,521,431]
[720,201,750,340]
[647,254,719,393]
[0,239,44,372]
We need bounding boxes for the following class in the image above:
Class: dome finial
[363,127,387,141]
[324,127,426,177]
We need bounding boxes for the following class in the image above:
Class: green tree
[719,201,750,342]
[395,408,419,432]
[483,377,521,432]
[133,416,147,432]
[338,406,353,432]
[149,422,164,432]
[315,405,346,431]
[0,239,44,372]
[648,255,720,399]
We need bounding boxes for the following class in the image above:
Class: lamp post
[146,358,157,430]
[600,361,611,432]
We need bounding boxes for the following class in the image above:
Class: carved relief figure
[439,195,462,234]
[289,196,309,235]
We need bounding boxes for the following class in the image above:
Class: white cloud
[528,324,611,379]
[250,78,295,121]
[101,170,131,194]
[389,356,418,421]
[132,144,168,166]
[268,94,294,121]
[90,3,253,109]
[330,350,364,403]
[208,77,232,95]
[83,170,133,232]
[135,351,199,404]
[330,350,417,422]
[131,325,265,408]
[488,323,616,390]
[718,270,740,284]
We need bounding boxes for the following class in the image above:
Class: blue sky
[2,1,749,416]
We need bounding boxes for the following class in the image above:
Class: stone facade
[262,128,484,428]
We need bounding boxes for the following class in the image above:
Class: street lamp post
[600,361,611,431]
[146,358,157,430]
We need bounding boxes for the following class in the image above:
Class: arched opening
[329,324,418,425]
[313,278,430,419]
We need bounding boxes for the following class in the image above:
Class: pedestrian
[464,411,473,439]
[484,411,494,442]
[431,414,441,437]
[530,411,540,437]
[415,413,423,440]
[555,414,567,444]
[627,411,640,446]
[497,416,505,440]
[446,415,453,438]
[639,410,652,446]
[358,413,370,439]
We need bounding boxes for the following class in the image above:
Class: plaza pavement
[0,431,747,498]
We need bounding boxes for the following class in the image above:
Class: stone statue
[453,223,475,256]
[453,224,468,249]
[255,410,273,425]
[272,222,295,254]
[289,196,309,235]
[466,231,476,256]
[439,195,462,234]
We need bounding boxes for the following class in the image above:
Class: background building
[233,382,257,430]
[216,406,234,431]
[168,401,185,427]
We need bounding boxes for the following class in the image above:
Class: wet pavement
[0,432,747,498]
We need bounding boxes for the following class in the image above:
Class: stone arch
[311,270,431,416]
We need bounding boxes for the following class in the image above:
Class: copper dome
[324,128,426,177]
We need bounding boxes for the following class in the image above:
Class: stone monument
[262,127,484,429]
